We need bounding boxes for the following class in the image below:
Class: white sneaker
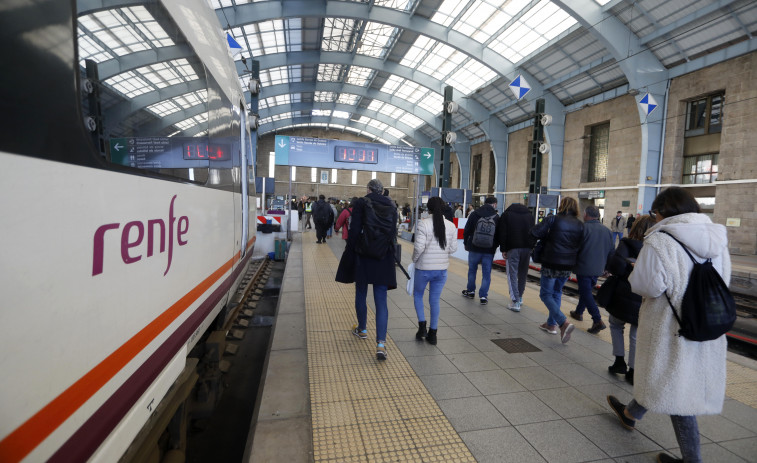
[508,301,521,312]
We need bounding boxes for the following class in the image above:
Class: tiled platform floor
[249,232,757,462]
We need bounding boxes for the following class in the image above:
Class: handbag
[596,275,619,307]
[406,262,415,296]
[531,240,544,264]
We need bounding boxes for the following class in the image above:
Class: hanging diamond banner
[638,92,658,116]
[508,74,531,100]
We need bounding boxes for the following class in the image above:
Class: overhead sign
[274,136,435,175]
[638,93,658,116]
[578,190,605,199]
[109,136,235,169]
[509,74,531,100]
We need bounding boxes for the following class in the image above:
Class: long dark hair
[651,186,700,218]
[427,197,447,249]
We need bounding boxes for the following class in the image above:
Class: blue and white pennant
[226,32,243,58]
[508,74,531,100]
[638,92,658,116]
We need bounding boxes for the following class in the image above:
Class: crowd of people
[327,183,729,462]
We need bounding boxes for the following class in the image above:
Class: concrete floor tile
[432,327,463,340]
[697,442,749,462]
[516,420,609,463]
[524,348,573,366]
[466,337,508,353]
[533,387,608,419]
[420,373,481,400]
[440,315,478,326]
[555,343,612,365]
[465,370,526,396]
[436,338,479,355]
[718,436,757,462]
[506,366,569,390]
[394,340,442,357]
[460,427,547,463]
[488,391,561,425]
[406,354,458,376]
[568,414,662,457]
[437,396,510,432]
[547,362,611,386]
[697,414,757,442]
[484,350,539,369]
[447,352,500,372]
[721,398,757,430]
[451,323,495,338]
[386,317,417,330]
[574,382,635,413]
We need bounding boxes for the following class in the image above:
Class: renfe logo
[92,195,189,276]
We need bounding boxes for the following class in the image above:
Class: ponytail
[426,197,447,249]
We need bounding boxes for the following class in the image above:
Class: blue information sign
[274,136,435,175]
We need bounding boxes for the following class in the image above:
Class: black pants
[305,213,312,229]
[315,223,328,242]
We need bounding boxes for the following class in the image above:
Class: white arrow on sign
[113,143,123,152]
[278,139,287,148]
[423,152,431,159]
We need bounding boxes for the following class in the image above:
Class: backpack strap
[658,230,690,336]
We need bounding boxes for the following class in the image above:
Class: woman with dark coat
[529,197,583,343]
[604,215,654,384]
[335,179,398,360]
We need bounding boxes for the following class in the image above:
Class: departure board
[274,136,435,175]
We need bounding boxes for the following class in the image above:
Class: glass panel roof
[147,90,207,117]
[78,6,174,60]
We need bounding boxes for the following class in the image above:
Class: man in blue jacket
[462,196,499,305]
[570,205,615,333]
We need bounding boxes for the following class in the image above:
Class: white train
[0,0,257,461]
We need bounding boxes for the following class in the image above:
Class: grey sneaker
[480,297,488,305]
[508,301,521,312]
[462,290,474,299]
[376,342,387,360]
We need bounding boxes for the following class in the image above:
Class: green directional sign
[418,148,435,175]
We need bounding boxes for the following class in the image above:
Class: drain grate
[491,338,541,353]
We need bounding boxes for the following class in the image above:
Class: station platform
[246,231,757,463]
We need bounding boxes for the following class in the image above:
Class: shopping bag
[406,263,415,295]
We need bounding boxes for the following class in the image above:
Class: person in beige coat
[607,187,730,463]
[411,196,458,345]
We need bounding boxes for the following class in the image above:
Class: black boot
[416,321,427,340]
[608,356,627,375]
[426,328,437,345]
[626,368,634,385]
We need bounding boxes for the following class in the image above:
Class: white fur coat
[628,213,731,416]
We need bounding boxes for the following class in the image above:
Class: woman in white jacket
[411,196,458,345]
[607,187,730,463]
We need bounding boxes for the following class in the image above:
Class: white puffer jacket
[412,217,458,270]
[629,213,730,416]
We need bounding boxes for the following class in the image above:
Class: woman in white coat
[607,187,730,463]
[411,196,458,345]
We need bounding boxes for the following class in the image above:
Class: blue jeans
[575,275,602,322]
[466,251,494,298]
[539,274,569,327]
[413,269,447,330]
[506,248,531,302]
[612,231,623,246]
[626,400,701,462]
[355,282,388,342]
[609,314,636,367]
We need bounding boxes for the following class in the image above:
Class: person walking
[334,197,357,240]
[569,205,614,333]
[625,212,636,235]
[454,204,464,219]
[297,198,305,223]
[607,187,731,463]
[530,197,583,343]
[461,196,499,305]
[604,214,654,385]
[312,195,333,244]
[327,200,338,239]
[335,179,398,360]
[304,199,313,230]
[610,210,626,246]
[496,202,534,312]
[411,196,458,345]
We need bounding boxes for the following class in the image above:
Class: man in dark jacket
[312,195,334,244]
[570,205,615,333]
[462,196,499,305]
[336,179,397,361]
[497,202,534,312]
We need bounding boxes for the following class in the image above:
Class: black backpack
[356,198,396,260]
[660,230,736,342]
[313,201,330,224]
[471,214,497,248]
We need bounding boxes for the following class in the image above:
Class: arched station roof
[78,0,757,148]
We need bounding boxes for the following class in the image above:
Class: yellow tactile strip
[398,239,757,411]
[303,239,476,462]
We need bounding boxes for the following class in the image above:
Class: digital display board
[109,137,236,169]
[274,136,435,175]
[334,145,378,164]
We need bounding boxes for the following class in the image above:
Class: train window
[74,0,243,186]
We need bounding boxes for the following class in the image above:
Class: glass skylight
[346,66,375,87]
[487,0,577,63]
[337,94,360,105]
[332,111,351,119]
[379,76,443,115]
[312,109,332,117]
[174,113,208,131]
[446,59,498,95]
[318,64,346,82]
[399,113,425,129]
[315,91,337,102]
[147,90,207,117]
[260,65,302,87]
[323,18,359,52]
[78,6,173,58]
[357,22,398,59]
